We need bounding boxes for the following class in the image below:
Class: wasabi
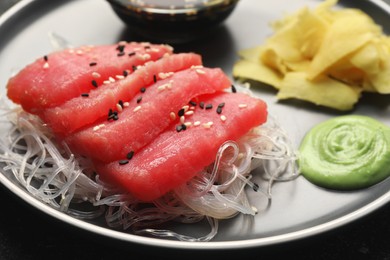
[299,115,390,190]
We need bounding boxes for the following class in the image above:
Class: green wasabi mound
[299,115,390,190]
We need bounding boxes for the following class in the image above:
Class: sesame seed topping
[123,102,130,107]
[119,160,129,165]
[185,110,194,116]
[117,52,125,57]
[180,116,185,124]
[239,104,248,109]
[109,77,115,83]
[176,124,187,132]
[133,105,141,112]
[43,55,48,61]
[93,124,105,131]
[220,115,227,122]
[189,100,197,106]
[43,62,49,69]
[231,85,237,93]
[205,104,213,110]
[178,108,185,117]
[92,72,101,78]
[127,151,135,160]
[136,96,142,103]
[153,74,157,83]
[116,45,125,52]
[116,75,125,80]
[199,102,205,109]
[196,69,206,74]
[91,80,98,88]
[158,72,174,79]
[116,103,123,112]
[89,62,97,66]
[140,87,146,93]
[170,112,176,121]
[123,70,129,77]
[81,93,89,97]
[128,52,136,57]
[194,121,201,126]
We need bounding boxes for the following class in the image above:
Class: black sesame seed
[128,52,136,57]
[116,45,125,52]
[136,96,142,103]
[140,87,146,93]
[218,102,225,108]
[231,84,237,93]
[81,93,89,97]
[144,46,151,49]
[132,65,137,72]
[91,80,98,88]
[216,107,223,114]
[43,55,48,62]
[178,108,185,117]
[118,100,124,107]
[189,100,197,106]
[205,104,213,110]
[176,124,187,132]
[119,159,129,165]
[199,102,205,109]
[153,75,157,83]
[117,52,125,57]
[123,70,129,77]
[126,151,135,160]
[89,62,97,67]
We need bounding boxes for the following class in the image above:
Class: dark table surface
[1,0,390,259]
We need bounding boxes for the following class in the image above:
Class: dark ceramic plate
[0,0,389,250]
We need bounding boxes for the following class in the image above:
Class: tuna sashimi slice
[94,92,267,201]
[64,67,231,163]
[42,53,202,135]
[7,42,173,113]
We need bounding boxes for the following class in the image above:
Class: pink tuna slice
[42,53,202,135]
[64,66,231,163]
[6,42,173,114]
[94,92,268,202]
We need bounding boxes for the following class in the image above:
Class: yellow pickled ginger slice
[233,0,390,111]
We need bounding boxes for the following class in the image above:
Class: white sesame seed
[191,65,203,69]
[158,72,174,79]
[133,105,141,112]
[170,112,176,121]
[92,72,101,78]
[93,124,105,131]
[116,104,123,112]
[116,75,125,80]
[194,121,201,126]
[103,80,111,85]
[184,122,192,127]
[43,62,49,69]
[123,102,130,107]
[76,50,83,55]
[185,110,194,116]
[239,104,248,109]
[196,69,206,74]
[109,77,115,83]
[220,115,227,121]
[180,116,185,124]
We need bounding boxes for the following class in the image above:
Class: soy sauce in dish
[106,0,239,43]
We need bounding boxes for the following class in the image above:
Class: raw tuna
[42,53,202,135]
[64,66,231,163]
[7,42,173,113]
[94,92,268,201]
